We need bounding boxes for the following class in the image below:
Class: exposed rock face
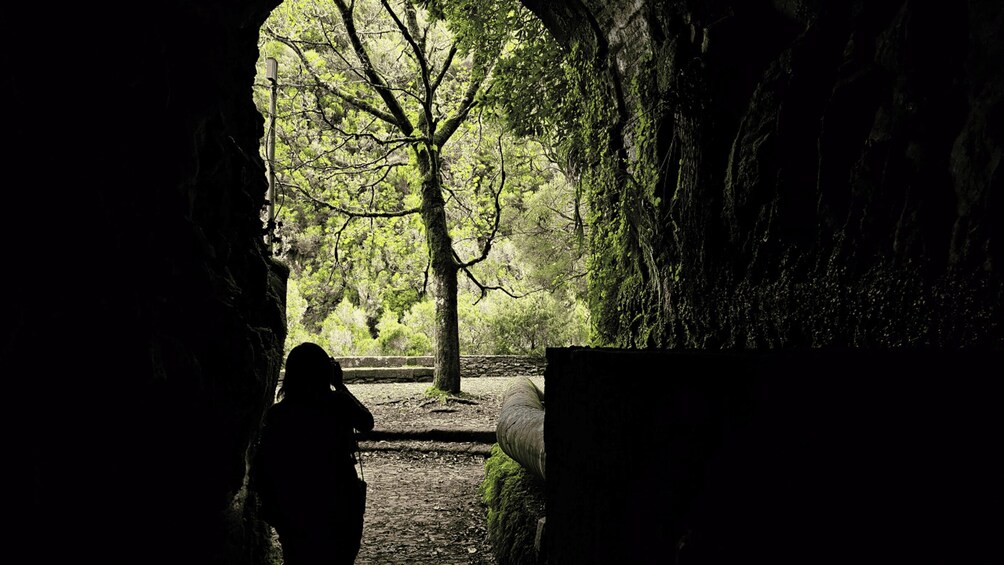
[524,0,1002,348]
[7,2,284,564]
[5,1,1000,564]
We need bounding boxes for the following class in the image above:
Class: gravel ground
[350,376,544,438]
[354,449,497,564]
[268,376,544,564]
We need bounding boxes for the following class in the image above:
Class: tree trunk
[419,152,462,393]
[431,254,461,392]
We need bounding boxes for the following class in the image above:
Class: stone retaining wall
[337,355,545,378]
[339,356,434,368]
[460,355,547,379]
[279,355,547,387]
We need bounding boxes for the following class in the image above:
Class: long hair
[278,342,332,400]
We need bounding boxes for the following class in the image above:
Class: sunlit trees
[258,0,562,392]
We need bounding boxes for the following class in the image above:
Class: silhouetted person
[251,342,375,564]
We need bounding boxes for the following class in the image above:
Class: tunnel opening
[8,1,1002,564]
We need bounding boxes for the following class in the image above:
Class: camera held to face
[329,357,344,387]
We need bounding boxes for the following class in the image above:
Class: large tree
[260,0,537,392]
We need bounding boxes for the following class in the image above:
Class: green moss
[424,386,449,400]
[554,37,673,349]
[480,444,546,565]
[423,386,479,403]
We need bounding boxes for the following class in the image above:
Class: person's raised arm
[331,358,375,433]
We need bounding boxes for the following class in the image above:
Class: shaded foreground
[263,377,529,563]
[354,450,496,565]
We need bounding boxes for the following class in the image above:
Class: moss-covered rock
[481,444,547,565]
[525,0,1003,349]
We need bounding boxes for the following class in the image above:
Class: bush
[376,311,432,355]
[482,292,591,355]
[284,277,317,359]
[287,277,590,358]
[318,298,379,356]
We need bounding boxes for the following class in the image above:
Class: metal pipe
[497,377,546,481]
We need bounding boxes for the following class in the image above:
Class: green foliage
[480,443,545,565]
[319,298,381,356]
[283,277,317,359]
[430,0,567,141]
[483,36,628,347]
[283,285,589,358]
[455,291,589,355]
[401,298,436,341]
[401,291,590,355]
[258,0,595,358]
[471,18,671,347]
[425,0,530,59]
[474,291,589,355]
[376,310,432,355]
[485,21,569,140]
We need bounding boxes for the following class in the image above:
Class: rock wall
[523,0,1003,348]
[544,347,1003,564]
[6,1,1000,564]
[462,355,548,379]
[339,354,546,378]
[6,1,285,564]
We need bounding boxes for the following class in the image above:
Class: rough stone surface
[462,355,548,379]
[8,2,286,564]
[7,1,1001,564]
[527,0,1003,348]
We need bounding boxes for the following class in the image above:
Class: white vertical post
[265,57,278,254]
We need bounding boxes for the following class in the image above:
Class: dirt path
[351,378,527,564]
[267,377,541,564]
[354,450,495,564]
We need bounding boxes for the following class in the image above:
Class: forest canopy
[253,0,590,364]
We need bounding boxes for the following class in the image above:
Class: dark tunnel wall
[2,1,1000,564]
[523,0,1002,348]
[5,1,285,564]
[545,347,1004,565]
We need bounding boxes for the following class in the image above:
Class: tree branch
[289,182,420,219]
[455,134,506,269]
[379,0,434,128]
[267,30,404,127]
[431,43,458,93]
[333,0,415,135]
[456,260,523,304]
[412,2,428,50]
[434,76,483,147]
[331,216,354,273]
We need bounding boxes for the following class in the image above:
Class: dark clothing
[251,389,374,565]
